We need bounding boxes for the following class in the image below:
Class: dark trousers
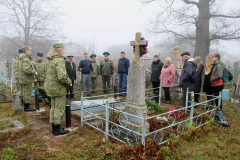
[152,82,160,103]
[212,85,224,110]
[183,88,191,106]
[194,92,200,103]
[163,87,170,101]
[66,80,74,98]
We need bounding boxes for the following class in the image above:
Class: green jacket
[211,60,223,82]
[18,53,35,84]
[46,50,71,97]
[91,61,99,77]
[13,56,21,82]
[100,59,114,77]
[33,59,46,82]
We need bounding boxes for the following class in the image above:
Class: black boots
[24,103,36,112]
[21,99,24,105]
[52,124,69,136]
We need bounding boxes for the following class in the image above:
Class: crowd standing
[13,42,228,136]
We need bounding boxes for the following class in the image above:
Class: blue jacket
[179,58,197,90]
[118,57,130,75]
[78,59,93,74]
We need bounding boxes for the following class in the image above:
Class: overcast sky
[59,0,240,56]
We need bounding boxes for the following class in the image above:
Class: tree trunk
[194,0,210,64]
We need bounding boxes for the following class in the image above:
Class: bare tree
[141,0,240,62]
[0,0,64,46]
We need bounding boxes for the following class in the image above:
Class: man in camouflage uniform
[18,46,36,112]
[33,52,46,94]
[46,43,71,136]
[13,49,23,103]
[99,52,114,94]
[90,54,99,93]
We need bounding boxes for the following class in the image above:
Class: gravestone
[170,45,183,98]
[11,94,21,111]
[121,32,149,133]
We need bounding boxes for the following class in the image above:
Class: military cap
[53,43,64,48]
[103,52,110,56]
[90,54,96,58]
[22,46,32,51]
[18,49,23,54]
[67,56,73,59]
[37,52,43,57]
[181,52,190,56]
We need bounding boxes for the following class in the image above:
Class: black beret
[181,52,190,56]
[18,49,23,54]
[37,52,43,57]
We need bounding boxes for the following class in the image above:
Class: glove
[35,72,38,76]
[70,83,72,86]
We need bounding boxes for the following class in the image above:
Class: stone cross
[130,32,147,60]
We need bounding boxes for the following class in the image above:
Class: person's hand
[126,75,128,78]
[79,68,82,71]
[100,75,102,77]
[111,75,113,78]
[34,79,37,83]
[44,79,46,82]
[93,71,95,73]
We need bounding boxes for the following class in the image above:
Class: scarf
[164,64,170,68]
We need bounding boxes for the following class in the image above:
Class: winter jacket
[160,64,175,87]
[65,61,77,80]
[18,53,35,84]
[118,57,130,75]
[179,58,197,90]
[13,56,21,83]
[46,50,71,97]
[78,59,93,74]
[33,59,46,82]
[99,59,114,77]
[151,60,164,83]
[193,64,204,92]
[211,61,224,86]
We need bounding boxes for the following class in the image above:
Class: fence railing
[79,87,221,148]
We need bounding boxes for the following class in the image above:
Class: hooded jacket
[18,53,35,84]
[179,58,197,90]
[33,59,46,82]
[46,50,71,97]
[151,59,164,83]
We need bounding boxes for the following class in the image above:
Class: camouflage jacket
[33,59,46,82]
[13,56,21,82]
[99,59,114,77]
[46,50,71,97]
[91,61,99,77]
[18,53,35,84]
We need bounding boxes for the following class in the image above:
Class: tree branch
[182,0,199,7]
[211,14,240,18]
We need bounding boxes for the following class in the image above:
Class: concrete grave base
[0,118,25,134]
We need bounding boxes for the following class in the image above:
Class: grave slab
[0,118,25,134]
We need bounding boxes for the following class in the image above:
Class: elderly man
[18,46,36,112]
[46,43,71,136]
[13,49,23,103]
[78,53,93,96]
[65,56,76,99]
[33,52,46,95]
[179,52,197,107]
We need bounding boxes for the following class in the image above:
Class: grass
[0,84,239,159]
[0,120,14,130]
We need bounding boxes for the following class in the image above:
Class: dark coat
[118,57,130,75]
[151,59,164,83]
[203,71,213,94]
[65,61,77,80]
[194,64,204,92]
[78,59,93,74]
[179,58,197,90]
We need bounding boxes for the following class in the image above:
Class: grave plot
[0,118,25,134]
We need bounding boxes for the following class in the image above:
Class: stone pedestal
[11,94,20,111]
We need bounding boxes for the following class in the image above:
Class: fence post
[81,92,84,126]
[190,91,194,126]
[35,93,39,110]
[65,105,71,128]
[141,111,147,149]
[185,88,189,113]
[218,92,222,110]
[158,85,161,106]
[105,100,109,141]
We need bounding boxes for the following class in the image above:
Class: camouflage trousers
[34,81,45,94]
[102,76,111,93]
[21,83,32,104]
[19,84,23,100]
[91,77,97,91]
[49,96,65,125]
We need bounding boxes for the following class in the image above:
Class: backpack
[215,110,229,127]
[222,68,233,83]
